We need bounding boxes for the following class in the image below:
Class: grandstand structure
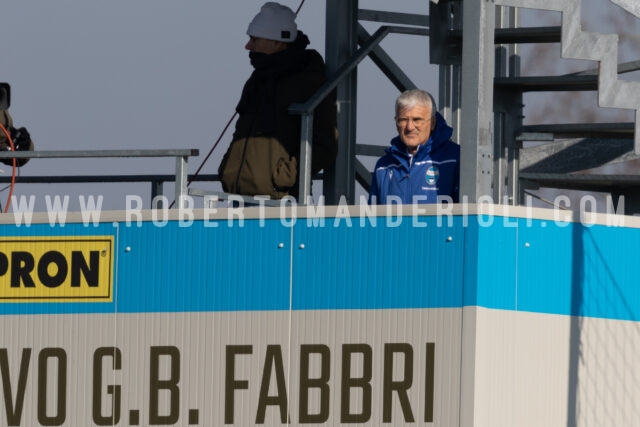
[1,2,640,426]
[297,0,640,212]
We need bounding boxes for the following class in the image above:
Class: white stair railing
[496,0,640,153]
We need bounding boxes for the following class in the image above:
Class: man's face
[395,104,434,154]
[245,36,286,55]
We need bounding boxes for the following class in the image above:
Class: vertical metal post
[459,2,496,427]
[433,0,463,144]
[175,155,188,208]
[452,64,462,144]
[298,113,313,205]
[439,65,452,123]
[440,63,463,143]
[494,6,508,203]
[459,0,496,202]
[151,179,164,208]
[508,6,522,205]
[323,0,358,205]
[450,2,463,145]
[494,5,522,206]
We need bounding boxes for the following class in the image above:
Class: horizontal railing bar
[494,75,597,92]
[565,59,640,76]
[0,174,218,184]
[520,173,640,191]
[358,9,429,27]
[0,172,323,185]
[447,26,562,44]
[0,149,199,159]
[520,122,635,139]
[356,144,386,157]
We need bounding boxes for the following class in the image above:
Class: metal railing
[0,149,199,208]
[289,25,428,204]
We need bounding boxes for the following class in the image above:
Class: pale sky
[2,0,440,212]
[2,0,638,212]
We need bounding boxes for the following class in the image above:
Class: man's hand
[10,126,32,151]
[0,126,34,166]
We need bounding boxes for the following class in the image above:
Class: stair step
[495,26,562,44]
[448,26,562,44]
[495,75,597,92]
[520,172,640,193]
[518,123,635,141]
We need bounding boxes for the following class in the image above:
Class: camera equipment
[0,83,10,109]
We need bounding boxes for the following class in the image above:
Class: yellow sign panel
[0,236,114,302]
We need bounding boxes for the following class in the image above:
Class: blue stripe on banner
[291,215,466,310]
[115,219,291,313]
[515,218,640,321]
[1,215,639,321]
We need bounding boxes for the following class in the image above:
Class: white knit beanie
[247,2,298,42]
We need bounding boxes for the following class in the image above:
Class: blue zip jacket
[369,112,460,204]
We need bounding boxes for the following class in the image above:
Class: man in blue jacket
[369,89,460,204]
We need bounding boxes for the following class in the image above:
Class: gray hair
[395,89,437,121]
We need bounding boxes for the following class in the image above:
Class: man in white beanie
[219,2,337,199]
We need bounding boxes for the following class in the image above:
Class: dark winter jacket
[369,112,460,204]
[219,31,337,198]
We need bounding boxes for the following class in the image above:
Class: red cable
[189,111,237,187]
[168,111,237,209]
[0,122,16,213]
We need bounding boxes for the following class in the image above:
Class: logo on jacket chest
[425,166,440,185]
